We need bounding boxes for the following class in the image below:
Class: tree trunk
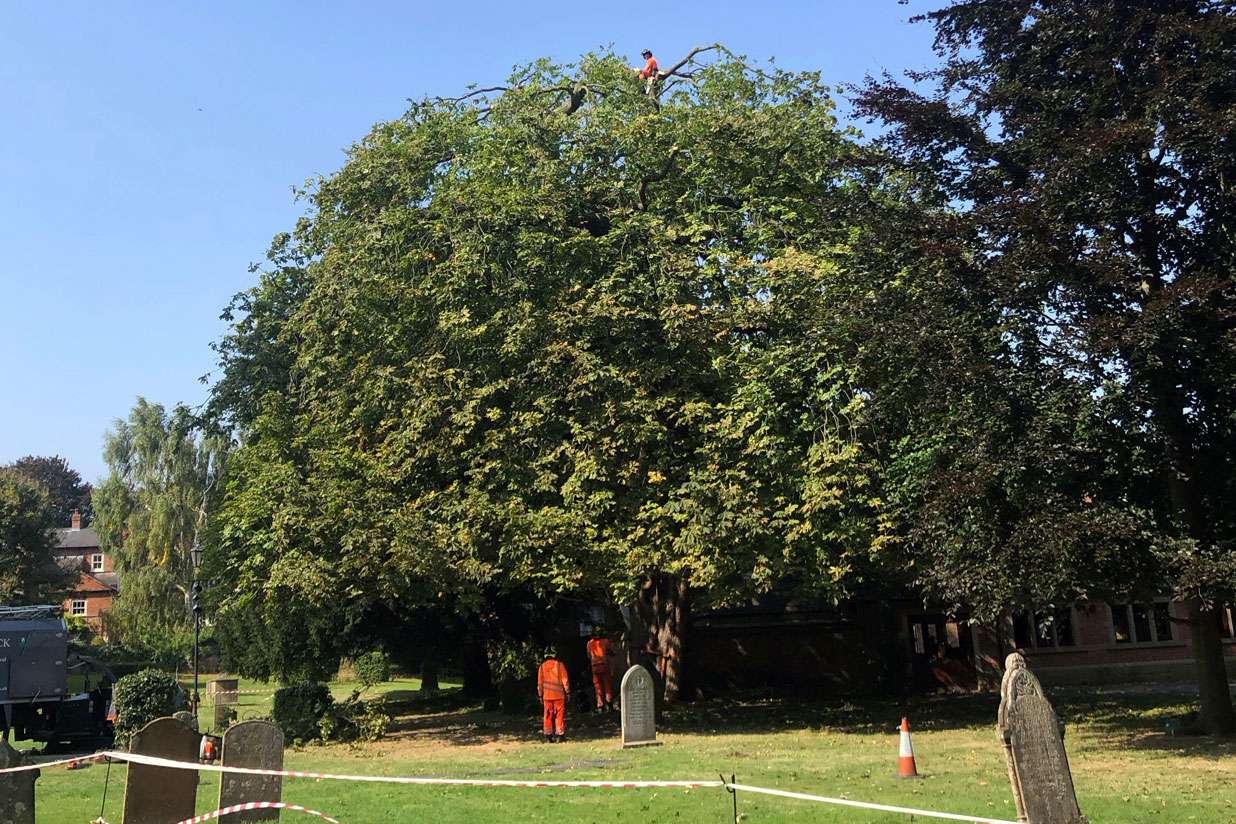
[1186,599,1236,735]
[420,653,440,692]
[632,573,692,703]
[459,637,493,697]
[1148,363,1236,735]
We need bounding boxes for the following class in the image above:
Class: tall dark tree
[0,468,71,605]
[6,455,93,527]
[857,0,1236,732]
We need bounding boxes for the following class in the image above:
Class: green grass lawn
[19,685,1236,823]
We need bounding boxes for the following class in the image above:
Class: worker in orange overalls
[587,625,616,711]
[638,49,659,81]
[537,647,570,742]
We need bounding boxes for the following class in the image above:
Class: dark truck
[0,604,115,748]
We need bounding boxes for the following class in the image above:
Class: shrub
[272,682,333,744]
[352,651,391,689]
[112,670,186,748]
[320,690,389,743]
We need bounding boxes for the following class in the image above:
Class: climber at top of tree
[637,49,659,81]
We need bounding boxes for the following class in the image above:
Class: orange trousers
[591,666,613,707]
[542,697,566,736]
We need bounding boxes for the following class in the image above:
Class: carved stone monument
[997,653,1087,824]
[218,720,285,823]
[123,716,200,824]
[0,739,38,824]
[208,678,240,707]
[620,664,660,747]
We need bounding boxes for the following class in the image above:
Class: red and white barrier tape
[99,751,723,788]
[176,801,339,824]
[0,752,108,774]
[1,749,1023,824]
[727,782,1019,824]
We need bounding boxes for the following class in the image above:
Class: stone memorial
[173,710,198,731]
[208,677,240,707]
[997,652,1087,824]
[620,664,660,747]
[0,739,38,824]
[215,701,237,732]
[218,720,285,823]
[123,716,200,824]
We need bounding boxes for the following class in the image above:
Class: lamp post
[190,542,204,726]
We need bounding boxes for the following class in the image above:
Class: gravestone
[209,677,240,707]
[620,665,660,747]
[0,739,38,824]
[219,720,284,823]
[997,653,1087,824]
[123,716,200,824]
[215,702,237,732]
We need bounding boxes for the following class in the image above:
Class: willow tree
[93,399,229,661]
[210,47,909,695]
[857,0,1236,731]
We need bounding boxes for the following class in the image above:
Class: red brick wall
[1015,602,1236,686]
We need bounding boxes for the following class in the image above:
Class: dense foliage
[0,467,69,605]
[856,0,1236,730]
[93,399,228,658]
[4,455,93,527]
[352,651,391,689]
[209,47,911,692]
[112,669,186,747]
[271,682,334,743]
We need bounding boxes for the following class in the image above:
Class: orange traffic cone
[894,717,924,779]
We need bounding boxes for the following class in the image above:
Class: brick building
[52,509,119,634]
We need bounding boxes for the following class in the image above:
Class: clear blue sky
[0,1,940,483]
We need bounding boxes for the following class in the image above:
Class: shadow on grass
[378,685,1236,760]
[385,706,627,748]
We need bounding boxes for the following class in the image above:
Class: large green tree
[4,455,93,527]
[857,0,1236,731]
[0,468,70,605]
[211,47,907,694]
[93,399,229,661]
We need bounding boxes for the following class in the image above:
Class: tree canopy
[209,47,913,686]
[856,0,1236,731]
[93,398,229,661]
[0,467,69,605]
[4,455,93,528]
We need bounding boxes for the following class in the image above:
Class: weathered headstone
[173,710,198,731]
[0,739,38,824]
[123,716,200,824]
[219,720,285,823]
[215,702,237,733]
[620,665,660,747]
[997,653,1087,824]
[208,677,240,707]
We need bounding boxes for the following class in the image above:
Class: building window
[1111,602,1174,644]
[91,553,104,572]
[1012,608,1077,650]
[70,600,87,616]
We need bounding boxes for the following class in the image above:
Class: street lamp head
[190,542,203,571]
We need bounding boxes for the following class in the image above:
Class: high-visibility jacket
[639,56,659,80]
[537,658,570,699]
[586,638,613,671]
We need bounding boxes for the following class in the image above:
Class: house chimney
[71,509,82,530]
